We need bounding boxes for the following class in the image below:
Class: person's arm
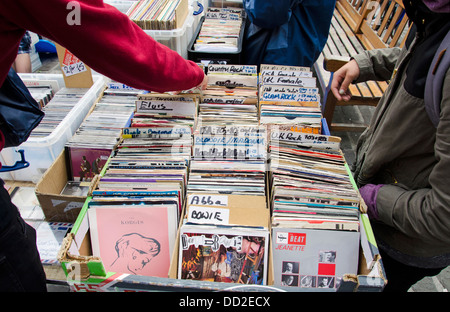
[243,0,292,29]
[330,48,401,101]
[1,0,205,92]
[352,47,401,82]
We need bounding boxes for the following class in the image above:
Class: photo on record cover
[179,229,269,285]
[68,146,112,181]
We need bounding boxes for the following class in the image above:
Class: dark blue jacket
[243,0,335,67]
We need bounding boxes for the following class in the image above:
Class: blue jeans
[0,213,47,292]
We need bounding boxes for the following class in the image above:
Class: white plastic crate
[0,74,105,183]
[104,0,137,13]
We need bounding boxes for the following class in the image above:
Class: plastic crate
[106,1,198,59]
[187,15,246,65]
[0,74,106,183]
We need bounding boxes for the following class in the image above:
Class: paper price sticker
[187,206,230,225]
[61,49,87,77]
[61,62,87,77]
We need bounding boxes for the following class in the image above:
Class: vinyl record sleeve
[88,203,177,278]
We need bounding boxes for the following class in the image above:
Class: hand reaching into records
[330,59,360,102]
[198,74,208,91]
[170,73,208,95]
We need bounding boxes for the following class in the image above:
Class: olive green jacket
[352,38,450,267]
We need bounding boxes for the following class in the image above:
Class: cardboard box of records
[56,135,387,291]
[56,187,273,291]
[54,63,386,292]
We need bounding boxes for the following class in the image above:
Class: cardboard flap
[35,151,68,195]
[55,44,93,88]
[58,232,106,280]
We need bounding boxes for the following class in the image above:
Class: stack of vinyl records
[87,125,191,279]
[115,125,192,163]
[28,85,54,109]
[95,130,189,217]
[65,87,138,181]
[187,158,266,196]
[176,124,270,285]
[131,93,200,131]
[268,128,361,289]
[87,191,179,278]
[191,124,266,163]
[193,8,244,52]
[189,124,267,195]
[178,215,270,285]
[259,64,323,133]
[198,64,259,126]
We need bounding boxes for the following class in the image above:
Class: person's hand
[198,73,208,90]
[330,59,360,102]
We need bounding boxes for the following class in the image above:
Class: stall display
[5,5,387,293]
[55,61,382,291]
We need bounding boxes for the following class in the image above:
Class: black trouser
[380,248,446,292]
[0,201,47,292]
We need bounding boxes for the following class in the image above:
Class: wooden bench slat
[383,6,404,43]
[377,0,397,37]
[389,16,409,48]
[348,84,361,97]
[359,23,386,49]
[377,81,389,93]
[336,0,359,32]
[334,11,366,53]
[355,82,373,98]
[335,96,380,105]
[326,27,342,57]
[373,0,390,30]
[332,15,359,55]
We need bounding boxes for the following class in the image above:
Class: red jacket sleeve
[0,130,4,167]
[0,0,204,92]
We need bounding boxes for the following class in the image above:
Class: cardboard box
[57,193,272,291]
[57,201,386,292]
[56,121,386,292]
[35,150,98,223]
